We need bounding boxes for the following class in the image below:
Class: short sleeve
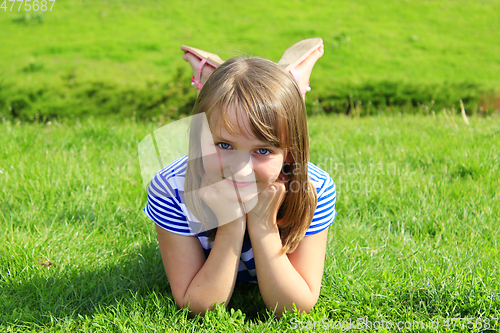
[305,163,337,236]
[143,157,201,236]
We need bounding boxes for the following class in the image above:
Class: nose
[227,150,254,179]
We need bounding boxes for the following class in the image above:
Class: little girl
[144,42,336,316]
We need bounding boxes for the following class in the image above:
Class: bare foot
[182,52,218,96]
[289,45,324,99]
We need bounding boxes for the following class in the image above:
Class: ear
[279,152,294,181]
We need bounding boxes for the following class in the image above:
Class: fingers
[271,179,286,196]
[247,179,287,223]
[273,180,287,207]
[260,179,286,207]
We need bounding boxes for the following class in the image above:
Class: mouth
[223,177,255,188]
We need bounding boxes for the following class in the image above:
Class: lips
[223,177,255,188]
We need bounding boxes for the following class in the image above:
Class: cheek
[202,153,222,180]
[255,158,283,183]
[268,158,284,176]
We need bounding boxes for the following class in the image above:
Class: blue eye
[218,142,231,149]
[257,148,271,155]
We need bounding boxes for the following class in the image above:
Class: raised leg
[278,38,324,100]
[180,45,224,96]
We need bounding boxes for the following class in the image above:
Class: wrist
[247,214,279,237]
[247,217,283,255]
[217,216,246,235]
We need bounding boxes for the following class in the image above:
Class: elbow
[291,299,318,315]
[185,306,209,318]
[174,297,222,317]
[270,303,314,319]
[297,300,317,314]
[172,286,234,317]
[176,301,211,317]
[267,296,319,318]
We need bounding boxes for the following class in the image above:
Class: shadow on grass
[1,240,269,327]
[1,241,167,326]
[229,281,268,321]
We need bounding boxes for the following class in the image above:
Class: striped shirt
[144,155,337,282]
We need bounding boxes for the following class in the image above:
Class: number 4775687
[1,0,56,11]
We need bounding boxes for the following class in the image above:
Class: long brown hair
[185,57,317,254]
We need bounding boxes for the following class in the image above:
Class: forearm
[248,226,319,315]
[181,219,245,314]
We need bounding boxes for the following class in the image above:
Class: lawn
[1,0,500,121]
[2,0,500,87]
[1,113,498,332]
[1,1,499,330]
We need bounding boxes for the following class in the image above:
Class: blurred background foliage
[1,0,499,121]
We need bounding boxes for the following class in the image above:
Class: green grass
[1,0,500,120]
[2,0,500,86]
[1,114,499,332]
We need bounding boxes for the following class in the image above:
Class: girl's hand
[247,179,286,231]
[198,173,247,227]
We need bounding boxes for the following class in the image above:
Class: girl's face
[200,106,288,203]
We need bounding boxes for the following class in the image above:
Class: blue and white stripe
[144,156,337,282]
